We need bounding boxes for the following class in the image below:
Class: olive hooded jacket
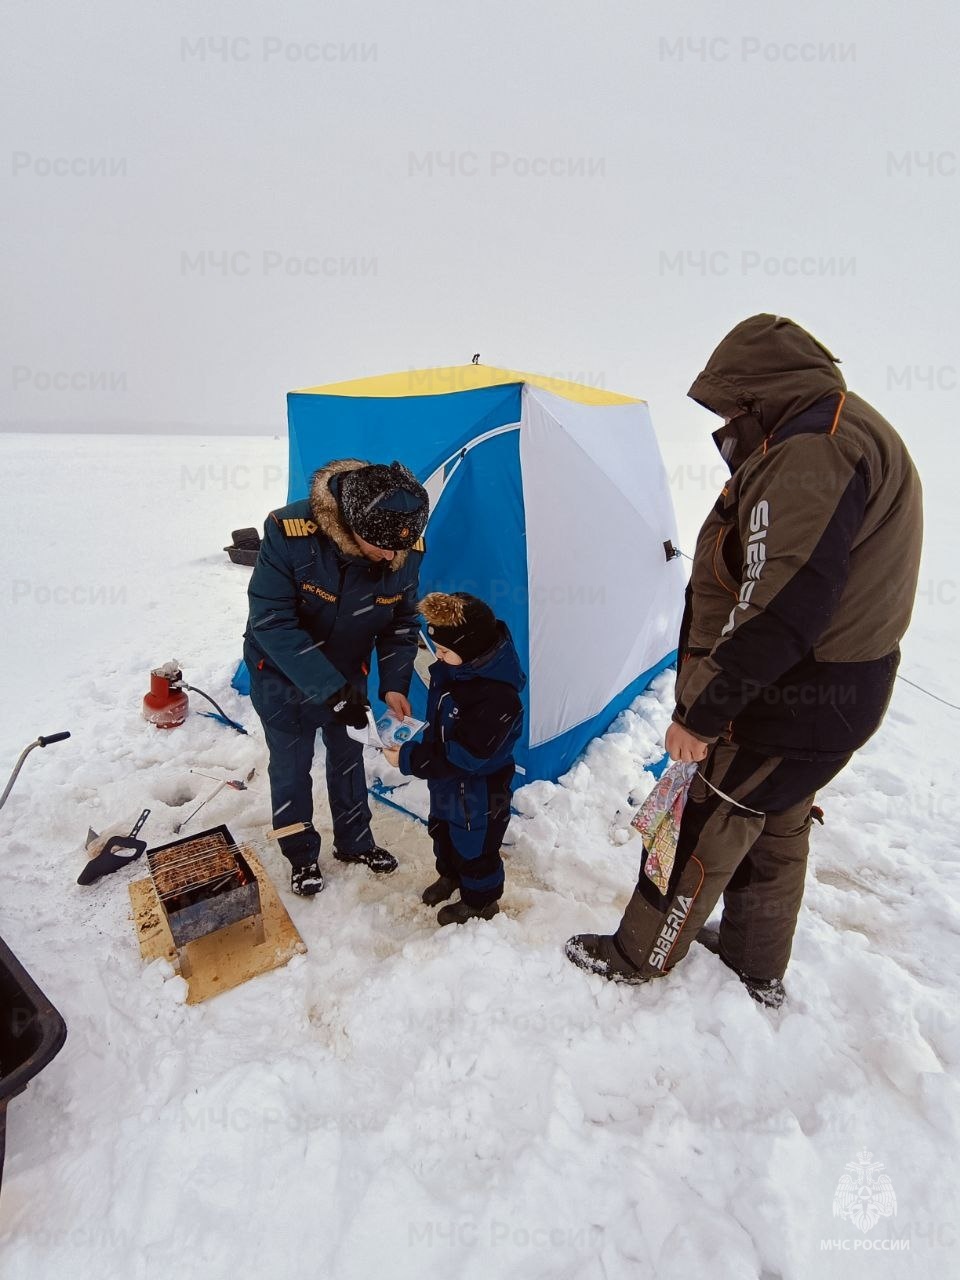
[675,314,923,761]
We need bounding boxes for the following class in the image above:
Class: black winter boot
[422,874,458,906]
[741,976,786,1009]
[696,924,721,955]
[436,898,499,926]
[696,924,786,1008]
[564,934,649,985]
[333,845,398,874]
[291,861,324,896]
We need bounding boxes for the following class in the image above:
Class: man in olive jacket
[567,315,923,1004]
[244,458,428,895]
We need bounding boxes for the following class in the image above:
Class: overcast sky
[2,0,957,494]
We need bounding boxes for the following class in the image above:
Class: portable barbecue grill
[146,824,262,949]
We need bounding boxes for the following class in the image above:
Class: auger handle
[1,732,70,809]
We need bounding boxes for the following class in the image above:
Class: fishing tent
[286,365,684,783]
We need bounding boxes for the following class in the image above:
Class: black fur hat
[338,461,428,550]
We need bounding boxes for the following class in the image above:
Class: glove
[326,682,370,729]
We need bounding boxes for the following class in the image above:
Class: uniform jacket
[244,459,424,702]
[398,624,526,826]
[676,315,923,760]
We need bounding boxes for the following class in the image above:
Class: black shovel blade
[76,835,147,886]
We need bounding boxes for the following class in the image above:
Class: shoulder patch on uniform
[282,518,318,537]
[411,536,426,554]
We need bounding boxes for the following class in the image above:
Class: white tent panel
[519,386,684,749]
[548,392,678,541]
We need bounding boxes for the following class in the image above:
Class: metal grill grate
[148,830,241,902]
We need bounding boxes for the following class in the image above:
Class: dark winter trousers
[428,765,513,907]
[247,663,373,868]
[614,741,850,981]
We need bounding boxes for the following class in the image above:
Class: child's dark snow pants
[427,763,514,907]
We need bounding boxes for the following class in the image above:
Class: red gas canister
[143,663,189,728]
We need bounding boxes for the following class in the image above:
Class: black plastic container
[0,934,67,1191]
[224,526,261,567]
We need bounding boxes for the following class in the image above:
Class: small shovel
[77,809,151,885]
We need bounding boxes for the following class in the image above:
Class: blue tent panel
[414,425,531,763]
[286,384,522,503]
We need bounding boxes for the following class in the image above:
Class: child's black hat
[420,592,500,663]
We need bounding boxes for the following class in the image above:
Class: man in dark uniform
[244,458,429,895]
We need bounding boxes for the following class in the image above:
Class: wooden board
[129,848,306,1004]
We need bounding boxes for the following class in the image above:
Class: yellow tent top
[291,364,642,407]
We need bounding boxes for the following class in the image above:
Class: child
[382,592,525,925]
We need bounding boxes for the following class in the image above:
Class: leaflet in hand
[347,708,426,749]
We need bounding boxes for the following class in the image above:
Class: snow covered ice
[0,434,956,1280]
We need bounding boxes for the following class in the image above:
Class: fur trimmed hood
[308,458,412,571]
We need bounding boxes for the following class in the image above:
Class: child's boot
[437,898,499,926]
[422,874,458,906]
